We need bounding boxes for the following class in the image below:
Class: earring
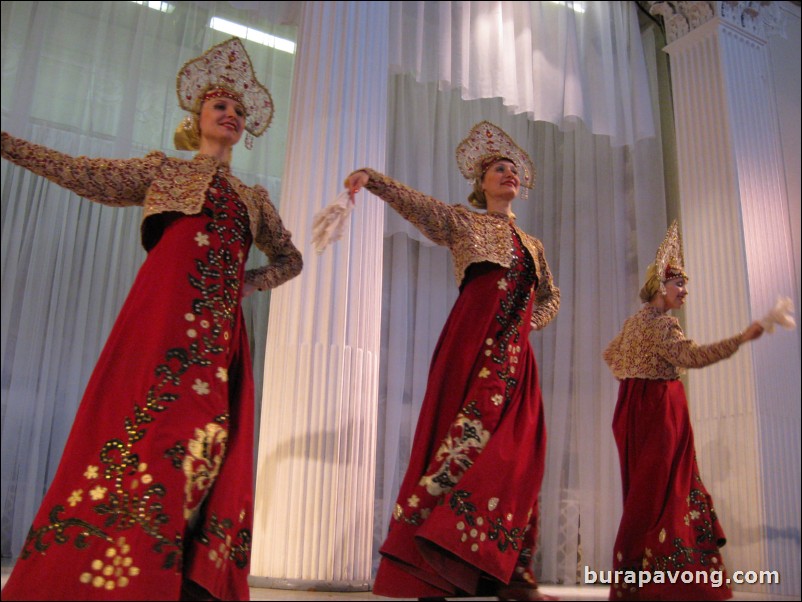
[183,114,198,134]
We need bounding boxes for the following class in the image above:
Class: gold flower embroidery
[84,465,99,480]
[192,379,210,395]
[182,423,228,518]
[491,394,504,406]
[478,367,491,378]
[194,232,210,246]
[68,489,84,507]
[79,538,139,590]
[209,537,232,570]
[89,486,108,501]
[407,494,420,508]
[497,279,508,290]
[216,367,229,382]
[419,414,490,497]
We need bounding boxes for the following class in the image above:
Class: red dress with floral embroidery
[3,175,256,601]
[609,379,732,601]
[372,226,547,598]
[604,306,742,601]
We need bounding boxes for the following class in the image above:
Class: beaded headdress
[176,37,274,137]
[644,220,688,294]
[455,121,535,189]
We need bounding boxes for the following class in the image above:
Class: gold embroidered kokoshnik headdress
[641,220,689,301]
[455,121,536,190]
[174,37,274,150]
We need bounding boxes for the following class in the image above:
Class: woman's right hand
[343,170,369,196]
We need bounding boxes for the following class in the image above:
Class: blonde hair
[468,180,487,209]
[639,263,660,303]
[174,114,200,151]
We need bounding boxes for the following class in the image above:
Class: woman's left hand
[242,282,259,298]
[739,321,764,344]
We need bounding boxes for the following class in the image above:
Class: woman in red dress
[345,121,560,601]
[0,37,301,601]
[603,221,763,601]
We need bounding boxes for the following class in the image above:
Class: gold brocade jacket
[362,168,560,331]
[1,132,302,291]
[603,305,742,380]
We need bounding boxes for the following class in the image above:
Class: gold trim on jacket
[1,133,302,291]
[362,168,560,331]
[603,305,741,380]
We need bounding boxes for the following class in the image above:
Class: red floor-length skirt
[610,378,733,600]
[3,175,256,601]
[373,227,547,598]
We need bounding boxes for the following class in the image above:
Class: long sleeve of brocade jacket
[361,168,560,331]
[1,132,302,291]
[603,305,742,380]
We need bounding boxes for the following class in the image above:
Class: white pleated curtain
[0,0,297,560]
[375,1,671,583]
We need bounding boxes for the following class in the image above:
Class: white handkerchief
[312,191,354,254]
[759,296,796,333]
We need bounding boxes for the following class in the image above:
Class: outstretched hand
[343,170,369,198]
[739,321,764,344]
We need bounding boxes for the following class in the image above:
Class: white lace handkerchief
[312,190,354,254]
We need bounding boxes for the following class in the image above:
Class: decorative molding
[647,1,787,43]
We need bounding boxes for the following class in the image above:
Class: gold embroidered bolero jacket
[362,168,560,331]
[603,305,742,380]
[1,132,302,290]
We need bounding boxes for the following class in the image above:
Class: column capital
[647,1,787,44]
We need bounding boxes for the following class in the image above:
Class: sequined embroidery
[397,228,537,553]
[361,168,559,331]
[17,174,252,584]
[604,305,741,380]
[0,133,301,292]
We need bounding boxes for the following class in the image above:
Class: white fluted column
[250,1,389,591]
[651,1,800,596]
